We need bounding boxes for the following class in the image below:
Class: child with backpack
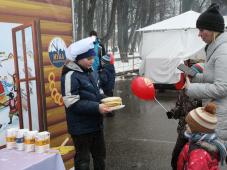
[177,102,227,170]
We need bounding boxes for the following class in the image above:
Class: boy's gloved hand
[166,111,173,119]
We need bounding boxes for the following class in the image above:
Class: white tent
[137,11,206,84]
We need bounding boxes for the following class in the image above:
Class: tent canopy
[137,11,206,84]
[137,11,200,32]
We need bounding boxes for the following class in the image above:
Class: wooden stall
[0,0,74,169]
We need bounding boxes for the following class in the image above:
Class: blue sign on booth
[48,37,67,68]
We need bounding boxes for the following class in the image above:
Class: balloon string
[154,97,168,112]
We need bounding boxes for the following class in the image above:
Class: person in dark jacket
[167,63,203,170]
[99,54,116,117]
[61,36,111,170]
[89,30,106,71]
[99,54,115,97]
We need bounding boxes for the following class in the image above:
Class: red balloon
[175,73,185,90]
[131,76,155,100]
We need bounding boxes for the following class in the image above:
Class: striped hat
[186,102,217,133]
[101,54,111,64]
[191,63,204,73]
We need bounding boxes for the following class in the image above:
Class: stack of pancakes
[101,97,122,107]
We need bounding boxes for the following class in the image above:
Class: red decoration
[175,73,185,90]
[110,53,115,65]
[131,76,155,100]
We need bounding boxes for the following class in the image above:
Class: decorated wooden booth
[0,0,74,169]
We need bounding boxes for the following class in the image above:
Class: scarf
[184,132,227,165]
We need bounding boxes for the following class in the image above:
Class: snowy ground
[113,52,141,73]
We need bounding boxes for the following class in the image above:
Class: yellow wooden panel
[46,96,62,110]
[45,81,61,96]
[28,0,71,7]
[0,0,71,22]
[46,107,65,125]
[0,14,33,23]
[50,133,70,147]
[40,20,72,36]
[43,65,62,82]
[42,52,51,66]
[48,121,68,138]
[41,34,72,51]
[64,158,74,170]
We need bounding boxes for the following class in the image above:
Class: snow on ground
[113,52,141,73]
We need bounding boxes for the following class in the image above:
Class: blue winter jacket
[92,38,106,71]
[99,64,115,96]
[61,61,103,135]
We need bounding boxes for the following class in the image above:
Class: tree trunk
[106,0,109,51]
[82,0,88,37]
[140,0,148,27]
[128,0,141,51]
[101,0,118,44]
[117,0,129,62]
[147,0,156,25]
[159,0,165,21]
[96,0,102,34]
[76,0,83,40]
[100,0,106,37]
[181,0,195,13]
[83,0,97,36]
[129,32,138,54]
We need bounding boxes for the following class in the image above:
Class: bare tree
[128,0,142,53]
[101,0,118,44]
[76,0,83,40]
[159,0,166,20]
[181,0,195,12]
[117,0,129,62]
[75,0,199,59]
[84,0,97,36]
[100,0,106,37]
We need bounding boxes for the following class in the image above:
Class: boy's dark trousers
[171,135,188,170]
[71,130,106,170]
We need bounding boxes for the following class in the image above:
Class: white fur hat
[66,36,96,61]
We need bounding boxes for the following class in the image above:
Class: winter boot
[8,117,12,124]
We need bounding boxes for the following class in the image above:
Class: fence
[114,53,142,75]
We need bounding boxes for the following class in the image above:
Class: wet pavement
[104,78,179,170]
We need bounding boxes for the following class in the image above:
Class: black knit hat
[196,3,224,33]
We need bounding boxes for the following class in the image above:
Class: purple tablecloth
[0,148,65,170]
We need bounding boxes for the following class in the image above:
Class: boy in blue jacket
[61,37,111,170]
